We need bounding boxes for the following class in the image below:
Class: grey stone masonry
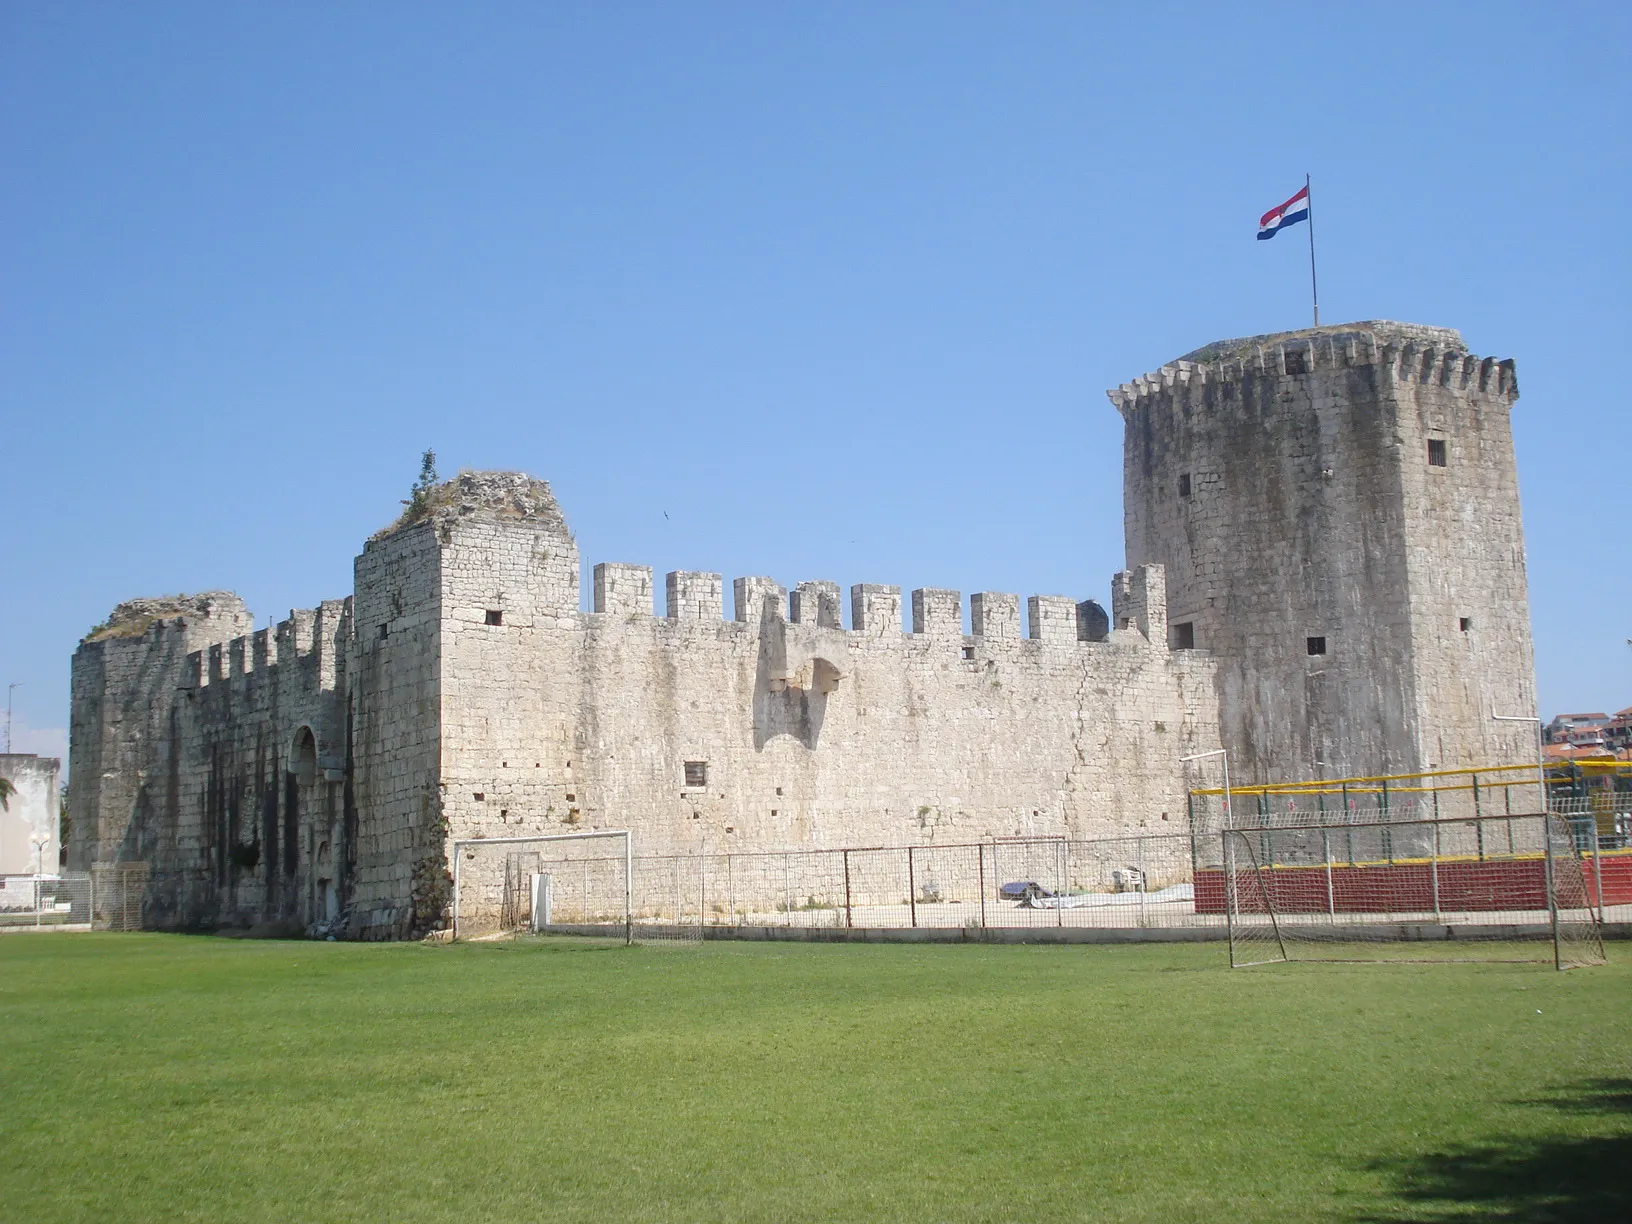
[1112,320,1534,785]
[666,571,723,621]
[911,588,962,637]
[791,581,843,628]
[970,592,1020,639]
[594,563,654,616]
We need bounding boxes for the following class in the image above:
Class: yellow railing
[1190,760,1631,800]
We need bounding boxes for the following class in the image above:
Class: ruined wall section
[433,502,1216,861]
[161,600,353,931]
[67,594,253,873]
[1114,321,1534,784]
[68,592,355,931]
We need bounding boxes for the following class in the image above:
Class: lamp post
[5,682,20,754]
[1181,748,1232,828]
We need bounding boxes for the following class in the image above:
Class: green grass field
[2,934,1628,1223]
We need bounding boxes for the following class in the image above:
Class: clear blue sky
[4,2,1628,765]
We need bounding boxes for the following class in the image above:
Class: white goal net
[450,831,704,945]
[452,831,632,943]
[1217,811,1605,969]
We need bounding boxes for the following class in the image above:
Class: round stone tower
[1110,321,1537,785]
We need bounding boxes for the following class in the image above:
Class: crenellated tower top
[1106,320,1516,416]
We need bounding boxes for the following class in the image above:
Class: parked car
[999,880,1055,902]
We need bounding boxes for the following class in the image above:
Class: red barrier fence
[1196,848,1632,915]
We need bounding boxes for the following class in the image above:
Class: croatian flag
[1258,186,1310,240]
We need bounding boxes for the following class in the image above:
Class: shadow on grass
[1361,1079,1632,1223]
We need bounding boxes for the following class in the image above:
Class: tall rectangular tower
[1112,322,1537,785]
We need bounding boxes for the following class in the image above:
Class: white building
[1,754,62,876]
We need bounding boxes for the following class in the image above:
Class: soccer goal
[450,831,705,946]
[1213,811,1605,969]
[629,852,707,946]
[451,831,633,943]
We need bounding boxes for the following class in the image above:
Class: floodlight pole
[1181,747,1232,828]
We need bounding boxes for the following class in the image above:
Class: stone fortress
[67,321,1539,939]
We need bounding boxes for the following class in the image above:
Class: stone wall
[432,513,1217,866]
[67,594,253,873]
[67,475,1217,936]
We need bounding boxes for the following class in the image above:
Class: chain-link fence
[498,834,1213,936]
[90,863,149,931]
[0,874,94,929]
[482,818,1627,942]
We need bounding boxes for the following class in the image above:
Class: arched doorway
[288,727,337,925]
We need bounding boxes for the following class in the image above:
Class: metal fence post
[907,847,917,928]
[1593,833,1605,927]
[842,849,852,929]
[977,844,987,929]
[1056,838,1065,928]
[1544,813,1562,971]
[1322,828,1334,918]
[1430,820,1441,922]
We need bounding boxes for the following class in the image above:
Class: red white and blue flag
[1257,186,1310,240]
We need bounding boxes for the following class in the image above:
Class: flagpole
[1306,173,1320,327]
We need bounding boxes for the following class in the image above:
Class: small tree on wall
[406,449,439,517]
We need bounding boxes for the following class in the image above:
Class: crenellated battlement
[594,563,654,616]
[578,557,1175,652]
[187,597,354,691]
[1106,320,1517,415]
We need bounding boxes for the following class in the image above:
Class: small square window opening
[378,623,389,641]
[1284,349,1308,375]
[961,645,976,660]
[1459,617,1472,632]
[1428,439,1448,467]
[1178,473,1192,498]
[1306,636,1327,656]
[485,609,503,626]
[683,760,708,788]
[1171,622,1195,650]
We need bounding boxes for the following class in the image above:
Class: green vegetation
[407,447,439,517]
[1,935,1627,1222]
[81,594,195,642]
